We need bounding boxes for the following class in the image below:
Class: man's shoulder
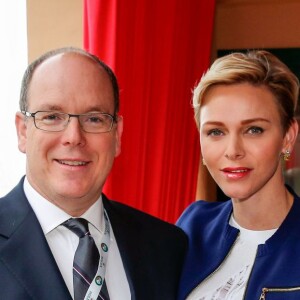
[102,194,186,239]
[0,177,32,238]
[0,177,27,210]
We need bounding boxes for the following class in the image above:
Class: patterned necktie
[63,218,110,300]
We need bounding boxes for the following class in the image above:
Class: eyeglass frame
[22,110,118,133]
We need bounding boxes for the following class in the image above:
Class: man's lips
[55,159,89,166]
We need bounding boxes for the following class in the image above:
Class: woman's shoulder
[181,199,231,216]
[177,199,232,228]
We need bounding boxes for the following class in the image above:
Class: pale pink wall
[27,0,83,62]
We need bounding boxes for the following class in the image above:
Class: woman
[177,50,300,299]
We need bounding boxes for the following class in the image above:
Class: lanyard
[84,210,111,300]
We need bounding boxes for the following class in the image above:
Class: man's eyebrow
[33,105,106,112]
[33,105,62,111]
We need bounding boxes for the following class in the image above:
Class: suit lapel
[0,178,71,300]
[103,195,147,300]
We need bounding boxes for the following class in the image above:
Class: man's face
[16,53,123,215]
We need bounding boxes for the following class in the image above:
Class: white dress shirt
[24,177,131,300]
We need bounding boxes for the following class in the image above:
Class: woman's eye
[247,126,264,135]
[207,129,223,136]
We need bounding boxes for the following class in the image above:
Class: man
[0,47,187,300]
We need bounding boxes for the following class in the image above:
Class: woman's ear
[282,119,299,153]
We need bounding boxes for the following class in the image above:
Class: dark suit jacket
[0,178,187,300]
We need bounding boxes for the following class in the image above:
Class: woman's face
[199,83,297,201]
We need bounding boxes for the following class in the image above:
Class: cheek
[250,137,282,160]
[256,146,281,167]
[92,136,118,159]
[201,139,223,163]
[26,132,56,159]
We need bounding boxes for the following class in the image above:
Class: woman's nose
[224,135,245,160]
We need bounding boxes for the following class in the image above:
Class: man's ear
[15,112,27,153]
[282,118,299,153]
[114,116,123,157]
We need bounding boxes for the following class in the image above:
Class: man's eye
[88,116,105,123]
[41,113,64,122]
[44,114,59,120]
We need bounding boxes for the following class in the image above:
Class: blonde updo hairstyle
[193,50,299,133]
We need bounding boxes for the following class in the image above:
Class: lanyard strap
[84,210,111,300]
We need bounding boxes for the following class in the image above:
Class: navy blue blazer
[0,177,187,300]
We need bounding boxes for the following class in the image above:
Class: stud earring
[283,150,291,161]
[202,158,206,166]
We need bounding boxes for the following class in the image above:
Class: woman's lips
[221,167,252,179]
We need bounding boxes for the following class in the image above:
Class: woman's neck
[232,187,294,230]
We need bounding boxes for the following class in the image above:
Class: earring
[202,158,206,166]
[283,150,291,161]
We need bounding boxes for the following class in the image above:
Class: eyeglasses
[22,111,117,133]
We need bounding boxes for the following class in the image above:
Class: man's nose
[61,116,86,146]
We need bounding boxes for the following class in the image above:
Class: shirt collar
[23,176,104,235]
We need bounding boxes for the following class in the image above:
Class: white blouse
[187,215,277,300]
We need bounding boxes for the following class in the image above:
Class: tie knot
[63,218,90,238]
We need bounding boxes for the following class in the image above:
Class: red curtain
[84,0,215,223]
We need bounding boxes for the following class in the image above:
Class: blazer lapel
[0,178,71,300]
[103,195,147,300]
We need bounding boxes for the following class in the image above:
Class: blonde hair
[193,50,299,132]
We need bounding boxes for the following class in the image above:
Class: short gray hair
[20,47,120,115]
